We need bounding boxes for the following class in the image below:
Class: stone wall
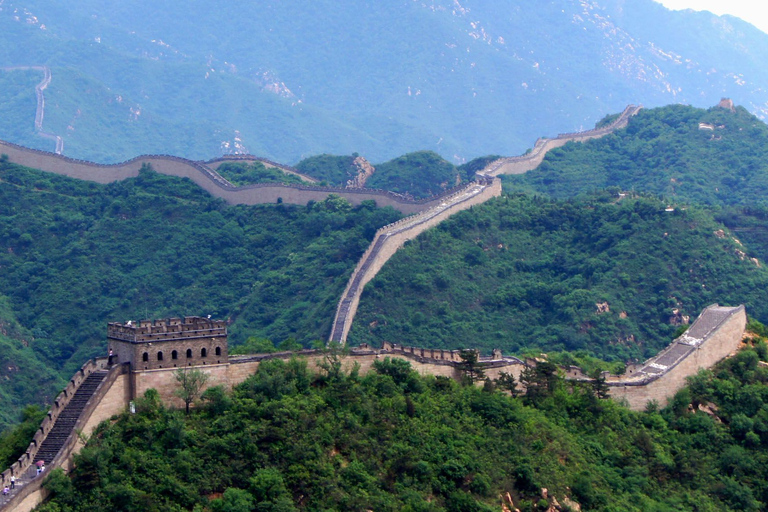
[482,105,641,177]
[0,140,473,215]
[329,178,503,344]
[0,302,745,510]
[108,317,228,371]
[1,360,127,512]
[0,104,640,218]
[607,305,746,409]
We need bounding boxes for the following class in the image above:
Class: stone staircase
[33,370,108,465]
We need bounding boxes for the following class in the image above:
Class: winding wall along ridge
[0,104,640,344]
[0,138,478,215]
[0,301,743,511]
[329,105,642,345]
[482,104,641,176]
[1,66,63,154]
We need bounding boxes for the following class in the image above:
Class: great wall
[0,67,63,155]
[0,103,751,510]
[0,304,747,511]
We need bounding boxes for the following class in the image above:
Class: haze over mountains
[0,0,767,164]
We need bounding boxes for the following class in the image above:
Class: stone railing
[0,139,486,215]
[479,104,641,177]
[329,178,502,344]
[0,361,127,511]
[0,357,111,487]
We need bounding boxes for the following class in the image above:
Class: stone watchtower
[108,316,228,371]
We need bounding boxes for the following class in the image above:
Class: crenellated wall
[481,105,641,176]
[606,304,746,409]
[0,104,641,217]
[326,106,641,344]
[329,178,502,345]
[0,140,479,215]
[0,303,745,510]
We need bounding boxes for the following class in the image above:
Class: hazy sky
[656,1,768,34]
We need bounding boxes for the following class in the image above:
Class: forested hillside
[0,161,401,426]
[507,104,768,261]
[349,192,768,360]
[33,340,768,511]
[295,152,493,199]
[506,104,768,206]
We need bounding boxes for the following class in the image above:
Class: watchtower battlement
[108,316,228,371]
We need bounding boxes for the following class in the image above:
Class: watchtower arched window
[172,350,178,360]
[142,352,149,362]
[215,346,221,356]
[201,348,207,358]
[157,351,163,361]
[186,349,192,359]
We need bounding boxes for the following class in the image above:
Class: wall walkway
[0,66,63,155]
[328,105,642,345]
[0,140,477,215]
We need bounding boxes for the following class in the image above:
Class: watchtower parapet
[108,316,228,371]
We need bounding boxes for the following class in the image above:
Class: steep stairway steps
[33,371,108,465]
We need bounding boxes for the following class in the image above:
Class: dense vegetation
[0,161,400,400]
[212,162,305,187]
[295,152,498,199]
[0,294,62,428]
[33,338,768,511]
[350,190,768,361]
[295,154,357,186]
[365,151,462,199]
[506,104,768,207]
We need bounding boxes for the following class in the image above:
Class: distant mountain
[0,0,766,164]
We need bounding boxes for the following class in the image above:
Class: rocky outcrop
[718,98,735,112]
[346,156,375,188]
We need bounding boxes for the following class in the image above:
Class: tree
[495,371,519,397]
[520,361,559,402]
[174,368,209,414]
[589,368,610,399]
[458,349,485,385]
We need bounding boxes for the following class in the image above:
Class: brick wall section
[482,105,641,176]
[607,305,746,409]
[0,304,746,510]
[108,317,228,371]
[0,140,474,215]
[131,364,231,409]
[0,104,640,217]
[329,178,503,345]
[2,361,127,512]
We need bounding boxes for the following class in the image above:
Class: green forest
[0,161,402,427]
[4,102,768,510]
[349,191,768,361]
[348,104,768,361]
[30,337,768,512]
[212,162,305,187]
[295,151,479,199]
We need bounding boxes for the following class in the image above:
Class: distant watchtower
[108,316,228,371]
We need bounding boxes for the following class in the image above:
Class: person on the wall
[108,348,114,366]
